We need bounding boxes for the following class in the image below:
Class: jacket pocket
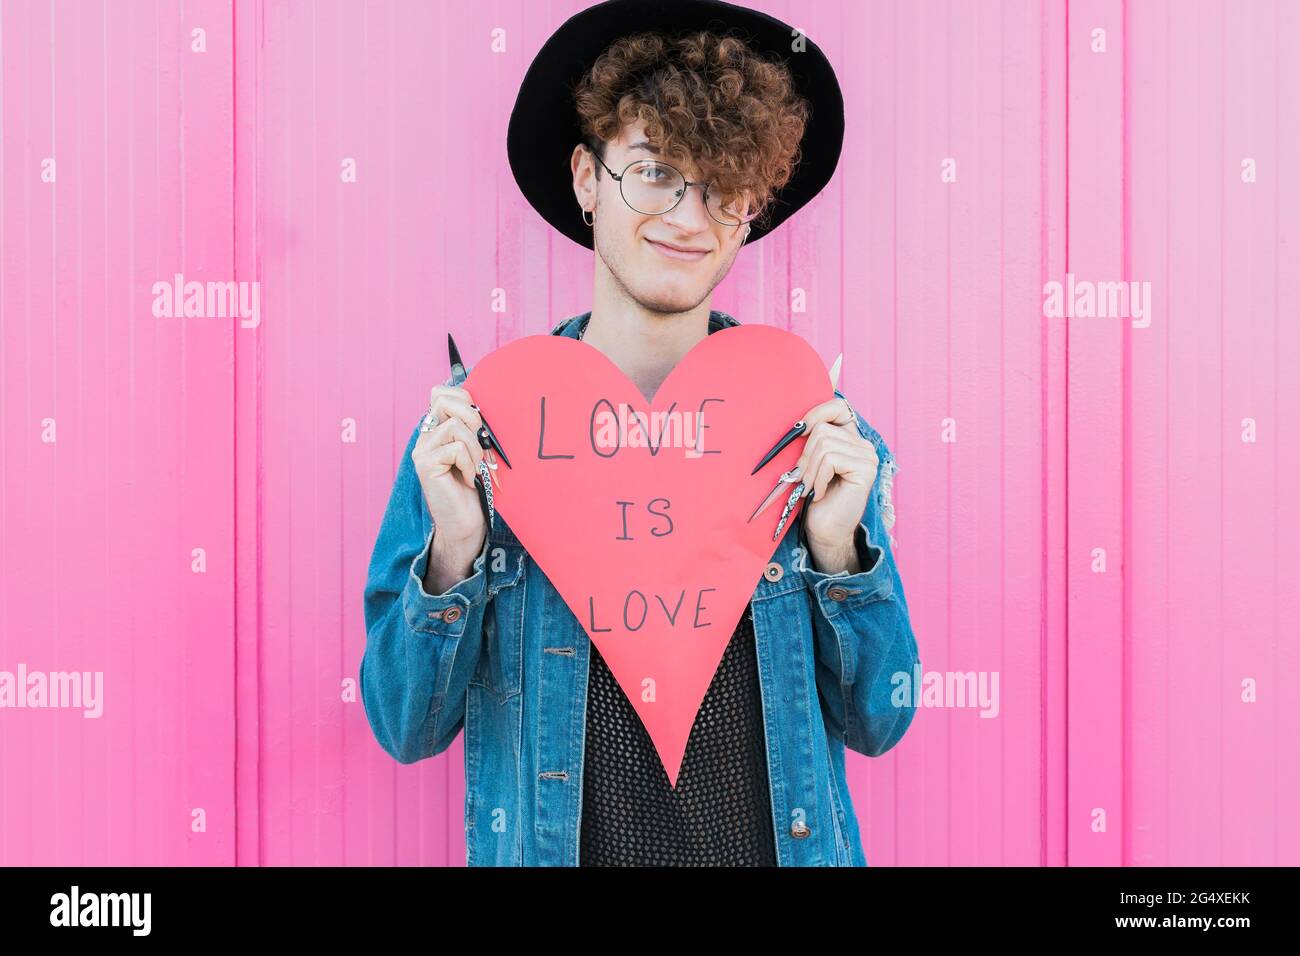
[470,543,526,702]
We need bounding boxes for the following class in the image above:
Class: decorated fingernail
[747,464,806,523]
[772,481,806,541]
[477,460,495,526]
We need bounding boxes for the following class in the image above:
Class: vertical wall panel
[1126,0,1174,869]
[1217,0,1276,867]
[0,0,235,865]
[1065,0,1125,866]
[1274,0,1300,864]
[232,0,261,868]
[1127,0,1298,866]
[893,0,950,866]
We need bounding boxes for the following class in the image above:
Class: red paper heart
[464,324,831,787]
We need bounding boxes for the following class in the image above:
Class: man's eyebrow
[627,140,661,154]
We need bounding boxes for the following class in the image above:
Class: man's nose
[660,183,712,232]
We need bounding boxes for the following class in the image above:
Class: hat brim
[507,0,844,250]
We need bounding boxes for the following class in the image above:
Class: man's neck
[581,296,712,403]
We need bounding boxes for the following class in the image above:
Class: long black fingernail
[752,420,807,475]
[478,410,512,469]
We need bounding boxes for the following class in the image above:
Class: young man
[360,0,920,867]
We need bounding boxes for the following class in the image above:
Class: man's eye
[717,192,757,216]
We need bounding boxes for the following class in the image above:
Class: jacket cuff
[797,522,893,611]
[402,527,489,637]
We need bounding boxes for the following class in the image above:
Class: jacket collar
[550,310,741,339]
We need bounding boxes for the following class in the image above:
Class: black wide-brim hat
[507,0,844,250]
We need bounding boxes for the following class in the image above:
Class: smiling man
[570,118,760,404]
[360,0,921,867]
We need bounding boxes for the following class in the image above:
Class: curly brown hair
[572,30,810,231]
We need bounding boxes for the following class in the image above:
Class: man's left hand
[792,396,878,573]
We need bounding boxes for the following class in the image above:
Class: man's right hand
[411,383,491,586]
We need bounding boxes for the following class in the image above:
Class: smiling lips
[647,238,709,262]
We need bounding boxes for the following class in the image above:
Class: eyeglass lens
[621,159,757,225]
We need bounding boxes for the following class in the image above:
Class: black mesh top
[578,603,778,866]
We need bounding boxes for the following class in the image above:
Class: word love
[587,586,718,634]
[536,395,725,457]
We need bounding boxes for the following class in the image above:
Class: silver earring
[582,209,594,226]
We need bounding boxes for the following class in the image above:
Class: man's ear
[571,142,597,211]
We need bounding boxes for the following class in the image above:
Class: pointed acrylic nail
[467,403,506,470]
[476,409,511,469]
[447,333,468,383]
[829,353,843,391]
[751,420,807,475]
[772,481,806,541]
[476,460,495,528]
[475,430,499,490]
[798,483,813,538]
[747,465,803,523]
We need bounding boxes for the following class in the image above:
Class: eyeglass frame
[583,142,760,228]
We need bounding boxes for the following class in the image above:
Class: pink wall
[0,0,1295,867]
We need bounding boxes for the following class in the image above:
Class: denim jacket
[360,309,920,866]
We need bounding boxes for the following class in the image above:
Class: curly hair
[572,30,810,231]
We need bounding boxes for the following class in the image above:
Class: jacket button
[827,586,849,602]
[763,562,784,582]
[790,822,811,839]
[442,606,462,623]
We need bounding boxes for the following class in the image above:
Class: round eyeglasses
[586,144,760,227]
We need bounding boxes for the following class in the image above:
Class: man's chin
[599,242,720,314]
[630,287,707,316]
[638,269,707,302]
